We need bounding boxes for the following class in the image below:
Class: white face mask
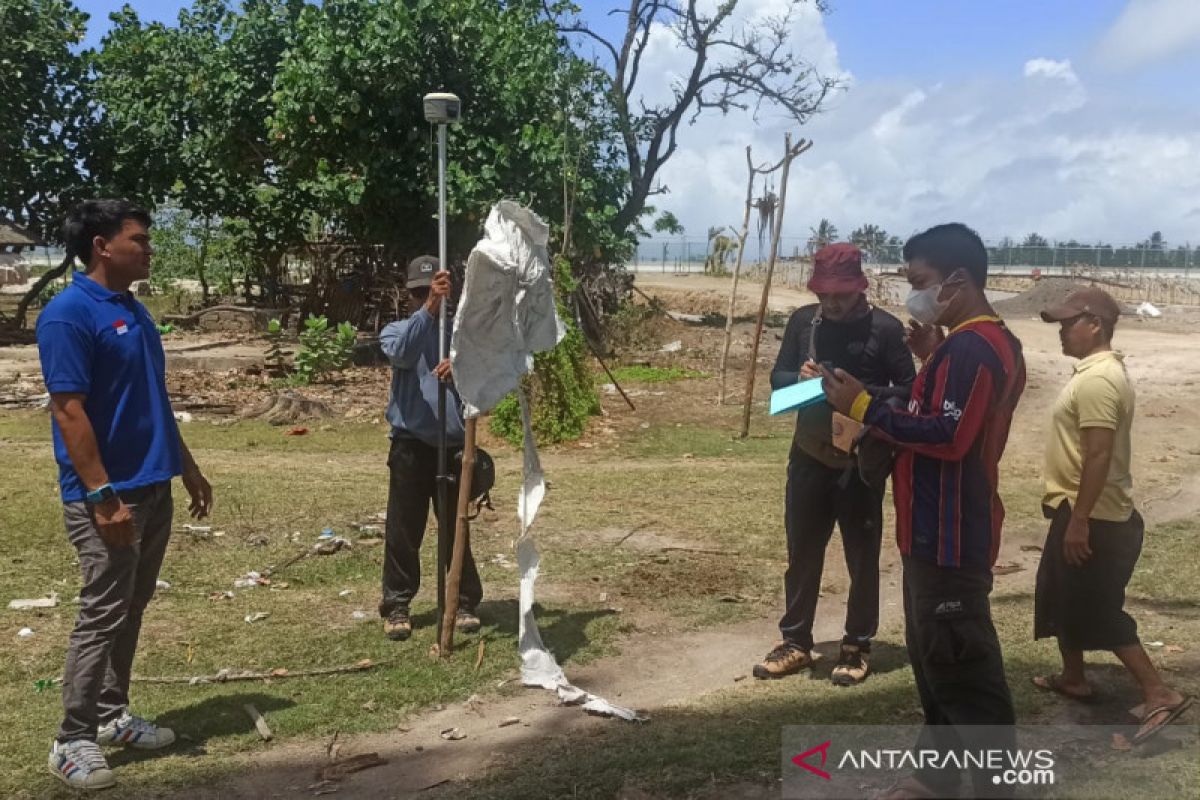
[906,284,950,325]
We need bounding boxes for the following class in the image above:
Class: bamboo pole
[439,416,477,656]
[718,147,756,405]
[739,134,811,438]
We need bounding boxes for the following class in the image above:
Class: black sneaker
[384,608,412,641]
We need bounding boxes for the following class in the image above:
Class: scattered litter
[639,422,650,429]
[309,779,340,795]
[246,534,270,547]
[490,554,515,569]
[1136,302,1162,318]
[243,703,273,741]
[8,592,59,610]
[498,716,520,728]
[319,528,335,540]
[209,591,235,601]
[285,426,309,436]
[290,531,302,543]
[734,674,747,682]
[659,339,682,353]
[244,612,270,623]
[350,522,384,537]
[338,589,353,597]
[1145,641,1164,648]
[718,594,747,603]
[234,571,266,589]
[1020,544,1043,552]
[1111,733,1133,751]
[182,524,212,537]
[993,562,1024,576]
[351,610,369,621]
[439,727,466,741]
[271,582,289,590]
[1165,645,1185,654]
[317,753,387,782]
[601,383,617,395]
[599,592,608,602]
[17,627,34,638]
[173,411,194,423]
[316,537,351,555]
[155,580,171,591]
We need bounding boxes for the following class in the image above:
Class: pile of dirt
[994,278,1090,318]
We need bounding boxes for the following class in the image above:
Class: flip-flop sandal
[1133,695,1194,746]
[1031,674,1100,704]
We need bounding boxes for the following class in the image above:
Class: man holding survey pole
[754,243,914,684]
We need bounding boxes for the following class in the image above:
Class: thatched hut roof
[0,220,43,248]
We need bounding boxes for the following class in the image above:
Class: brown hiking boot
[455,607,481,634]
[753,641,814,680]
[384,608,412,641]
[831,644,870,686]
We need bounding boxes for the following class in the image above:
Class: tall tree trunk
[718,146,755,405]
[13,252,73,329]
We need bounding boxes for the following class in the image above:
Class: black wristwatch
[85,484,118,504]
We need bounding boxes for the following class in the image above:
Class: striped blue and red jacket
[853,318,1026,570]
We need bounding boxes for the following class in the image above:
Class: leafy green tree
[0,0,92,241]
[652,211,685,236]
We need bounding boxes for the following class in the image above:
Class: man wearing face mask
[823,224,1026,799]
[754,243,915,685]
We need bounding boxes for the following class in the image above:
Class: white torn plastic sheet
[452,201,643,724]
[1137,301,1162,318]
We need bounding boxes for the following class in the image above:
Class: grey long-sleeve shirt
[379,307,465,447]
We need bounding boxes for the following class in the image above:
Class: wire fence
[631,238,1200,278]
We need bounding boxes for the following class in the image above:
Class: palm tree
[850,223,889,261]
[808,218,838,253]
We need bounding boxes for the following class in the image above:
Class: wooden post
[439,416,477,656]
[739,134,811,438]
[718,147,755,406]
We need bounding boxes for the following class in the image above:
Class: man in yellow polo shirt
[1032,287,1192,745]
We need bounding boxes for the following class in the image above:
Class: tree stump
[240,391,333,425]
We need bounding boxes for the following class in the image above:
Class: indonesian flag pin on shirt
[113,319,129,335]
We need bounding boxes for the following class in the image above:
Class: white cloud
[1095,0,1200,70]
[642,10,1200,248]
[1023,58,1079,86]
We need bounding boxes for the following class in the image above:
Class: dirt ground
[4,273,1199,799]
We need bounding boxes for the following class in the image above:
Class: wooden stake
[243,704,273,741]
[440,416,477,655]
[739,134,812,438]
[718,146,756,406]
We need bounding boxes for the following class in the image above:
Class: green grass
[602,365,707,384]
[3,409,1197,798]
[0,412,625,798]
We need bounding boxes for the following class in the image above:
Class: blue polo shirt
[36,272,182,502]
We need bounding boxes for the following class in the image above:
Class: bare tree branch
[544,0,840,238]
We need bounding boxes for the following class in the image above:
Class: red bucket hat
[808,243,868,295]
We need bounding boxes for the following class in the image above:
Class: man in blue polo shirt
[37,199,213,791]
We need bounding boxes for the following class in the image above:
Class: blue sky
[72,0,1200,242]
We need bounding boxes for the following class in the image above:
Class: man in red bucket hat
[754,243,915,684]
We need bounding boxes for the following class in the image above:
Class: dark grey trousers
[58,482,173,743]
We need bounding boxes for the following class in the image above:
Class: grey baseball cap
[407,255,439,289]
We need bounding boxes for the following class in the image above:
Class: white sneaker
[48,739,116,790]
[97,710,176,750]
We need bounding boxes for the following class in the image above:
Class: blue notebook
[769,379,827,415]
